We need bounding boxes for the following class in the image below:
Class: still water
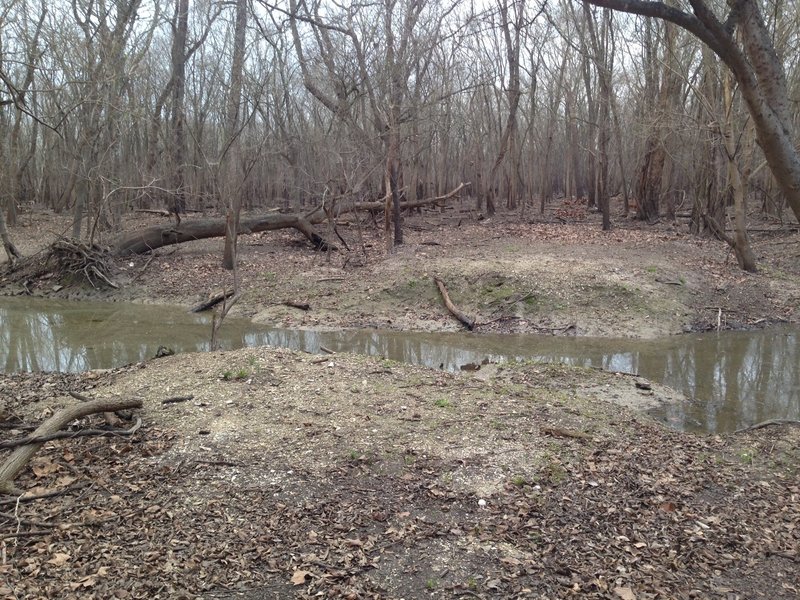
[1,297,798,433]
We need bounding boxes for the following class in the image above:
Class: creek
[1,296,797,434]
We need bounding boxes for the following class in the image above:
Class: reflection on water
[1,297,797,433]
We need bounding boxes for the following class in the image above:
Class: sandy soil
[1,200,799,598]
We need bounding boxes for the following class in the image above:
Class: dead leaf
[47,553,71,566]
[290,570,312,585]
[659,501,677,512]
[32,459,59,477]
[614,587,636,600]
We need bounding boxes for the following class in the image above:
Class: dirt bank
[1,202,799,598]
[2,200,799,337]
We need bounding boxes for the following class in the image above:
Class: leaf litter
[2,348,798,599]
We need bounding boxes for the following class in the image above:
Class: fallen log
[113,213,332,256]
[0,397,143,495]
[337,182,471,214]
[191,290,235,313]
[434,276,476,331]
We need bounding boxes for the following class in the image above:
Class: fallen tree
[113,213,330,256]
[0,184,472,287]
[113,182,471,256]
[0,396,143,495]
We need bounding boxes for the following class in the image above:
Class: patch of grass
[480,282,516,305]
[541,454,568,484]
[434,398,451,408]
[511,475,527,487]
[425,578,437,591]
[646,265,658,273]
[262,271,277,281]
[523,294,539,307]
[222,369,249,381]
[739,449,755,465]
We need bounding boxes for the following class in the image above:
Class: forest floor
[1,198,799,599]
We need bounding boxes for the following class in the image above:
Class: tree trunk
[170,0,190,219]
[722,71,757,272]
[113,213,329,256]
[0,208,21,265]
[222,0,248,270]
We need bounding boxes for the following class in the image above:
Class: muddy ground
[1,200,799,598]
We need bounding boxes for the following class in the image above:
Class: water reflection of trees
[1,300,231,372]
[1,298,797,433]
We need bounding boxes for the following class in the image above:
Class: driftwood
[191,290,235,313]
[0,397,143,495]
[283,300,311,311]
[433,276,476,330]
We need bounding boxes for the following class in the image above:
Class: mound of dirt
[2,349,798,598]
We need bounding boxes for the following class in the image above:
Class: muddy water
[1,297,797,433]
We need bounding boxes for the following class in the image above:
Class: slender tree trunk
[222,0,248,270]
[722,71,757,271]
[170,0,189,220]
[0,208,21,265]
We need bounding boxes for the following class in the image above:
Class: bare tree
[221,0,249,270]
[581,0,800,225]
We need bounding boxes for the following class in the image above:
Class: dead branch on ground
[735,419,800,433]
[191,290,235,313]
[0,397,143,495]
[433,276,476,330]
[0,417,141,450]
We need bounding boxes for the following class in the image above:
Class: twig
[162,395,194,405]
[0,417,142,450]
[0,511,57,528]
[735,419,800,433]
[194,460,242,467]
[319,346,335,354]
[0,530,51,540]
[0,482,91,505]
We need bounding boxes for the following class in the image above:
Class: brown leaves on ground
[2,364,798,599]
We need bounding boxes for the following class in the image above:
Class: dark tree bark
[170,0,190,219]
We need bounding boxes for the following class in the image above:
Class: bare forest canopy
[1,0,799,262]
